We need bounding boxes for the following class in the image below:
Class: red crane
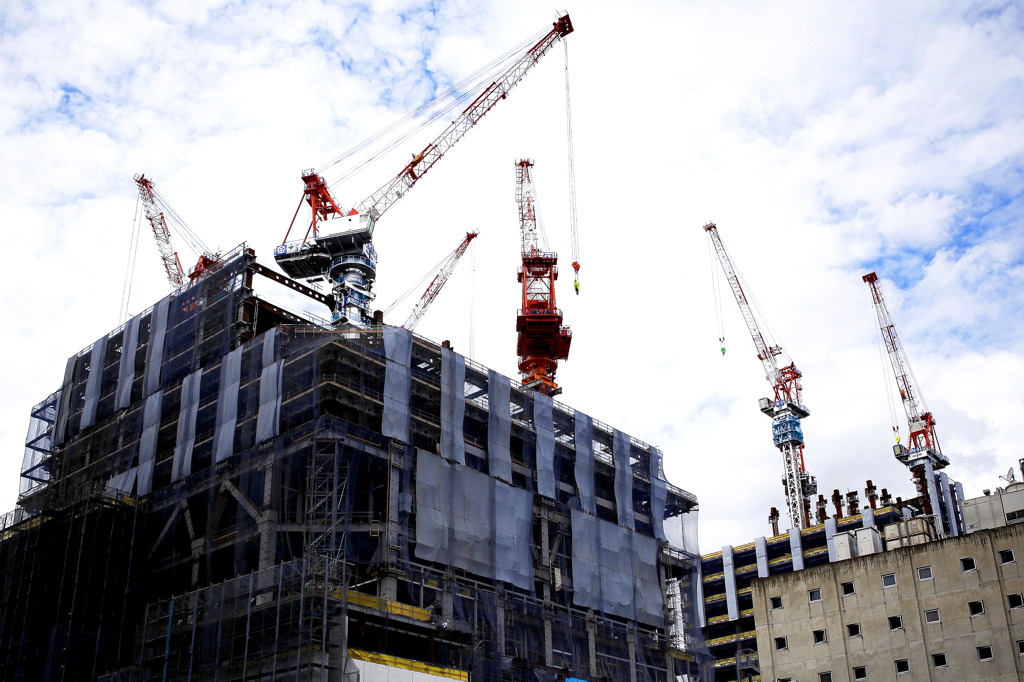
[135,174,220,289]
[862,272,949,518]
[705,222,816,530]
[403,231,479,331]
[515,159,571,396]
[275,14,574,328]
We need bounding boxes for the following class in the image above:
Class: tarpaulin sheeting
[487,369,512,482]
[382,326,412,442]
[137,390,163,496]
[172,369,202,482]
[115,313,141,410]
[574,412,595,514]
[80,335,107,430]
[534,393,555,499]
[255,360,283,443]
[144,296,170,396]
[649,445,668,541]
[440,347,466,465]
[213,347,242,463]
[415,450,534,590]
[613,429,635,530]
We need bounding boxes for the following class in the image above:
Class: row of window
[780,644,1018,682]
[769,548,1018,610]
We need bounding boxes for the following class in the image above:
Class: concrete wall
[751,523,1024,682]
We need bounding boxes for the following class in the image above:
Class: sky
[1,0,1023,553]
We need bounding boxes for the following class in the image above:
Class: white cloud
[1,0,1023,554]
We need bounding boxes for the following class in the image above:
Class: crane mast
[275,14,574,328]
[862,272,949,518]
[704,222,816,530]
[135,174,186,290]
[515,159,571,396]
[403,231,478,331]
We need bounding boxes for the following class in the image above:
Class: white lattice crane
[705,222,817,530]
[403,231,479,331]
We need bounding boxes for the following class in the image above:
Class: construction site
[0,13,713,682]
[2,6,1014,682]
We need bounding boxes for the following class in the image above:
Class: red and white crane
[515,159,571,396]
[275,14,574,328]
[705,222,817,530]
[135,174,220,290]
[862,272,951,523]
[403,231,478,331]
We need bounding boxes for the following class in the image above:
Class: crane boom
[704,222,815,530]
[403,231,479,331]
[135,174,186,289]
[275,14,574,329]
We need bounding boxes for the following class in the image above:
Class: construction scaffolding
[2,248,711,681]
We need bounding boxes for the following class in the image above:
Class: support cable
[120,193,143,324]
[564,39,581,293]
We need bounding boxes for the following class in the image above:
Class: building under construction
[1,246,711,681]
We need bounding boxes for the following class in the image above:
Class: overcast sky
[2,0,1022,553]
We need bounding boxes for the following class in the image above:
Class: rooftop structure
[2,247,710,681]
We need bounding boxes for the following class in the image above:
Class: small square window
[925,608,940,624]
[969,600,985,616]
[841,581,856,595]
[775,636,788,651]
[809,588,822,602]
[882,573,897,588]
[1017,639,1024,655]
[895,658,910,674]
[1000,549,1016,564]
[961,556,977,572]
[818,673,833,682]
[813,628,827,644]
[932,653,947,668]
[777,678,792,682]
[847,622,861,638]
[888,615,903,630]
[918,566,933,581]
[770,596,783,610]
[977,645,993,661]
[852,666,867,680]
[1009,593,1024,609]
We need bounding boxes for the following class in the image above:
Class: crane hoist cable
[564,39,581,294]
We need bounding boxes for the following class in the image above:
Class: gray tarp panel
[213,347,242,463]
[414,449,450,563]
[115,313,141,410]
[494,481,534,590]
[452,464,493,577]
[632,532,664,626]
[255,360,283,443]
[574,412,595,514]
[613,429,635,529]
[53,355,78,446]
[487,370,512,482]
[649,445,668,541]
[570,510,601,610]
[261,327,278,366]
[723,545,739,620]
[137,391,163,496]
[144,297,170,396]
[172,369,202,482]
[440,347,466,465]
[599,520,636,620]
[789,528,804,571]
[80,335,108,430]
[382,326,412,442]
[107,467,138,495]
[534,393,555,499]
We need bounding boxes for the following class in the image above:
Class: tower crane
[274,14,574,328]
[704,222,817,530]
[862,272,952,526]
[135,174,220,289]
[403,231,478,331]
[515,159,571,396]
